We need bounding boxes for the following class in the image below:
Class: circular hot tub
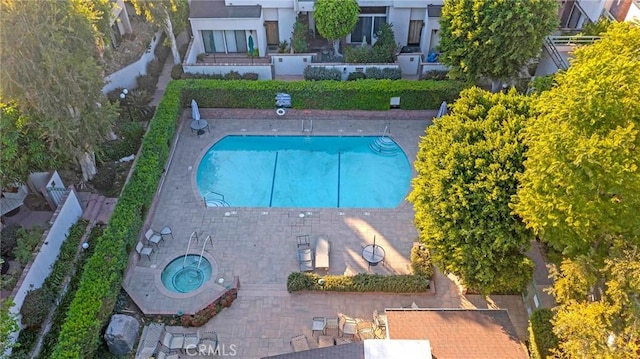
[161,255,212,293]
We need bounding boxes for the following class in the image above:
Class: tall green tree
[438,0,558,91]
[0,0,117,182]
[408,87,534,294]
[0,297,19,358]
[0,103,51,189]
[514,22,640,258]
[131,0,188,65]
[314,0,360,57]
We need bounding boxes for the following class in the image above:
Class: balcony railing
[543,35,600,71]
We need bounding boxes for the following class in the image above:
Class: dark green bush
[14,227,43,265]
[0,224,21,258]
[303,67,342,81]
[287,272,430,293]
[106,87,125,104]
[347,72,367,81]
[528,308,559,359]
[381,68,402,80]
[146,59,162,78]
[422,70,449,81]
[224,71,242,80]
[291,16,309,53]
[153,32,170,62]
[411,244,434,277]
[345,46,372,63]
[12,328,39,358]
[21,287,54,328]
[371,23,398,63]
[241,72,259,81]
[178,79,465,110]
[136,74,157,93]
[171,64,184,80]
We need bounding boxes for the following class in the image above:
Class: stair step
[81,194,100,221]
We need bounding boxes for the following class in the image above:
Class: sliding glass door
[202,30,247,54]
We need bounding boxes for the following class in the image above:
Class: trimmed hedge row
[287,272,430,293]
[528,308,559,359]
[51,82,182,358]
[179,79,466,110]
[53,78,461,358]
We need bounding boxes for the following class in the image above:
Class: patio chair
[198,330,218,352]
[183,331,200,352]
[297,235,310,247]
[357,321,375,340]
[373,309,387,330]
[324,317,340,336]
[290,334,310,352]
[312,317,326,337]
[340,316,357,339]
[136,241,154,260]
[161,331,185,351]
[145,228,164,248]
[155,346,179,359]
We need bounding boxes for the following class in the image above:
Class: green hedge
[287,272,430,293]
[52,79,461,357]
[179,79,465,110]
[51,82,181,358]
[528,308,559,359]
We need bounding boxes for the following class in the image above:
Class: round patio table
[362,244,385,266]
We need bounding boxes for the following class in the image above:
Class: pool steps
[369,136,401,156]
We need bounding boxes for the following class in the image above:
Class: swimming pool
[196,136,411,208]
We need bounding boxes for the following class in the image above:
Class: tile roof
[189,0,261,18]
[385,309,528,359]
[261,342,364,359]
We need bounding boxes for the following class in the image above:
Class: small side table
[160,226,174,240]
[190,119,209,135]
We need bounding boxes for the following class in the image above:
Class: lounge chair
[198,331,218,352]
[325,317,340,336]
[155,346,179,359]
[136,241,154,260]
[340,316,357,339]
[161,331,185,351]
[297,235,314,272]
[183,331,200,352]
[315,236,330,271]
[312,317,326,336]
[290,334,310,352]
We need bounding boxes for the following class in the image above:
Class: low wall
[398,53,423,75]
[102,31,163,94]
[309,63,401,81]
[9,188,83,329]
[420,62,449,75]
[271,53,315,75]
[183,64,273,80]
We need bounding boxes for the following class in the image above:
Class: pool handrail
[184,231,199,268]
[198,235,213,269]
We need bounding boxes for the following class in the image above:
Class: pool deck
[124,109,529,358]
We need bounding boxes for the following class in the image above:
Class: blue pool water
[161,255,212,293]
[196,136,411,208]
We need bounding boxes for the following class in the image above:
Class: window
[350,7,386,44]
[202,30,248,54]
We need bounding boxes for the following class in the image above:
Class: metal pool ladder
[197,235,213,269]
[183,231,199,268]
[302,119,313,134]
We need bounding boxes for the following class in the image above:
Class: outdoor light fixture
[119,88,133,121]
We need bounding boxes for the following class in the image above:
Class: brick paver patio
[124,109,528,358]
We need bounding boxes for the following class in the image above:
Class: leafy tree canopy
[514,22,640,257]
[314,0,360,42]
[131,0,188,64]
[438,0,558,85]
[408,87,534,294]
[0,0,117,181]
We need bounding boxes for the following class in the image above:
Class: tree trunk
[490,79,504,93]
[77,151,97,182]
[332,40,341,57]
[163,11,181,65]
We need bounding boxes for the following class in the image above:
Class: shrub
[171,64,184,80]
[106,87,125,104]
[224,71,242,80]
[136,74,157,93]
[241,72,259,81]
[92,163,117,191]
[364,67,383,79]
[287,272,430,293]
[411,244,434,277]
[528,308,559,359]
[422,70,449,81]
[0,224,21,258]
[347,72,367,81]
[303,67,342,81]
[21,287,53,328]
[291,17,309,53]
[14,227,43,265]
[153,32,170,62]
[344,46,373,63]
[278,40,289,53]
[371,23,398,63]
[146,59,162,78]
[381,67,402,80]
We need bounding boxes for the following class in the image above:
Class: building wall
[578,0,607,21]
[190,18,267,58]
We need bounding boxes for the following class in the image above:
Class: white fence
[271,54,315,75]
[102,31,163,94]
[8,188,82,337]
[183,64,273,80]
